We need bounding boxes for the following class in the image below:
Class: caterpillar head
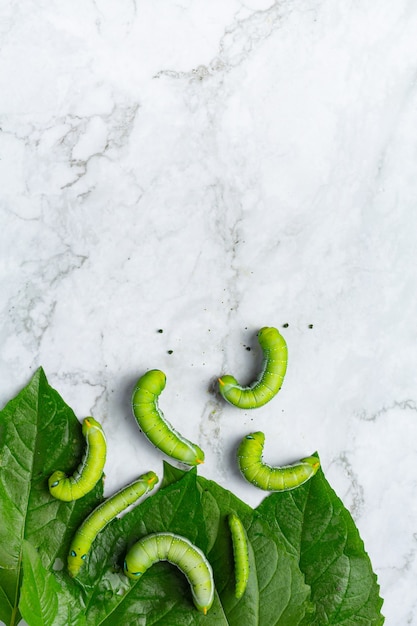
[124,558,144,580]
[237,431,265,465]
[139,369,167,394]
[246,431,265,446]
[48,470,67,491]
[67,546,87,578]
[48,470,74,501]
[257,326,280,348]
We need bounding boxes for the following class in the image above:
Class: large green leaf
[19,541,86,626]
[256,463,384,625]
[68,465,312,625]
[80,468,225,625]
[0,371,385,625]
[196,476,313,626]
[0,368,103,626]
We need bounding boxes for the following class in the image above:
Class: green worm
[67,471,159,578]
[228,513,249,599]
[124,532,214,615]
[48,416,106,501]
[237,431,320,491]
[131,369,205,466]
[218,327,288,409]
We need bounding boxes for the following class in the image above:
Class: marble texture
[1,0,417,622]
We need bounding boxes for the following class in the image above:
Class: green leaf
[19,541,86,626]
[159,460,195,489]
[80,468,219,625]
[0,372,385,626]
[70,464,311,625]
[256,463,385,625]
[196,476,313,626]
[0,368,103,626]
[0,570,19,625]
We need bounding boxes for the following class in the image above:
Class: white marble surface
[1,1,417,623]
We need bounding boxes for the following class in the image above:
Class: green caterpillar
[124,532,214,614]
[228,513,249,599]
[218,327,288,409]
[237,431,320,490]
[48,416,106,501]
[68,471,158,577]
[131,369,205,465]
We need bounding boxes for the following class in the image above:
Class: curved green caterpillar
[67,471,159,577]
[218,326,288,409]
[237,431,320,491]
[228,513,249,599]
[131,370,205,466]
[48,416,106,501]
[124,532,214,614]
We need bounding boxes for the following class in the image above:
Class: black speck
[308,324,314,329]
[246,347,251,351]
[282,323,289,328]
[167,350,173,355]
[157,329,163,333]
